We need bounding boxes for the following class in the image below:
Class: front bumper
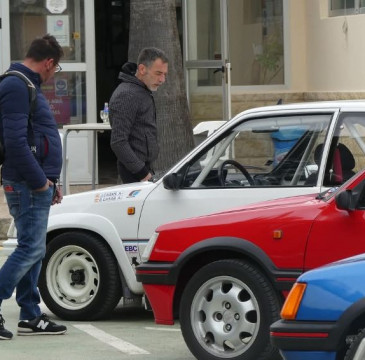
[136,262,176,325]
[270,319,341,359]
[278,350,336,360]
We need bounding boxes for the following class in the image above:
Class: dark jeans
[0,179,53,320]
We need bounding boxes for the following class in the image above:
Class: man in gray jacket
[109,47,168,183]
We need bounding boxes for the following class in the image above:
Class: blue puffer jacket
[0,63,62,189]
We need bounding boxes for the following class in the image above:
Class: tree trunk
[129,0,194,174]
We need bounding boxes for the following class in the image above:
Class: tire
[345,329,365,360]
[179,259,281,360]
[39,231,122,321]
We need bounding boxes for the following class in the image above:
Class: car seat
[305,143,355,186]
[330,143,356,184]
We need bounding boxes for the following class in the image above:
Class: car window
[182,113,332,188]
[357,184,365,209]
[327,112,365,187]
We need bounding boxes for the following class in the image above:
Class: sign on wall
[47,15,70,47]
[43,77,70,125]
[46,0,67,14]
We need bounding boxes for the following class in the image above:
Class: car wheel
[39,231,122,320]
[345,329,365,360]
[179,259,281,360]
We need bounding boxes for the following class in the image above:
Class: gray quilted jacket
[109,66,158,179]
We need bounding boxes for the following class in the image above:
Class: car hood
[150,192,326,265]
[295,253,365,321]
[156,193,323,232]
[300,252,365,282]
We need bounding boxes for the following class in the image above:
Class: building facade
[1,0,365,182]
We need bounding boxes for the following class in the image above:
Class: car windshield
[176,111,365,189]
[180,114,331,188]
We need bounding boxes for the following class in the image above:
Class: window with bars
[329,0,365,16]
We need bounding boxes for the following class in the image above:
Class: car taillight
[280,282,307,320]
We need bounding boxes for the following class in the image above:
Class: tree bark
[129,0,194,174]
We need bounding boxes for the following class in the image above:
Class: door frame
[182,0,231,121]
[0,0,96,124]
[0,1,97,185]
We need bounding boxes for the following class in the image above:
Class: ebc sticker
[125,245,138,253]
[94,191,124,203]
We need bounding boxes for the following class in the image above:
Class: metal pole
[220,0,230,120]
[226,62,232,120]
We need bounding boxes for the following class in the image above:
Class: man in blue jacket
[0,34,66,339]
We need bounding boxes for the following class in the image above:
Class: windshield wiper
[316,187,338,200]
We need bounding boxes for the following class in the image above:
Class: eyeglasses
[55,64,62,73]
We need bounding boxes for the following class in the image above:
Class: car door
[138,109,337,239]
[304,172,365,270]
[304,110,365,269]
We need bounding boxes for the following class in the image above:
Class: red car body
[137,170,365,360]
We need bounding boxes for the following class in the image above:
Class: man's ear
[137,63,146,75]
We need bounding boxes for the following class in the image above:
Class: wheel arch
[330,298,365,357]
[171,237,288,318]
[46,213,143,294]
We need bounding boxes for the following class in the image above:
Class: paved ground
[0,182,196,359]
[0,253,195,360]
[0,187,10,241]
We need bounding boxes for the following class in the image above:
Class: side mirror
[163,173,183,190]
[335,190,355,211]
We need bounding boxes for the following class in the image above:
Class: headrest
[337,143,355,171]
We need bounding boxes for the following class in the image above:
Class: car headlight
[142,232,159,262]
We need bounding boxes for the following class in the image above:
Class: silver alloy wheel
[45,245,100,310]
[353,338,365,360]
[190,275,260,358]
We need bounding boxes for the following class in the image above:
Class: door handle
[213,66,225,74]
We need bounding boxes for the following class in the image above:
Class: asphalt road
[0,250,195,360]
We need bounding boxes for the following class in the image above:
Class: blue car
[270,254,365,360]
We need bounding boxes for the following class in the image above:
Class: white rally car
[4,100,365,320]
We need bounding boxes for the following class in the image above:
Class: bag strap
[0,70,37,118]
[0,71,37,149]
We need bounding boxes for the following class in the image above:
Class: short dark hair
[137,47,168,68]
[25,34,64,64]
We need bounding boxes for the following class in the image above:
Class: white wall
[287,0,307,91]
[304,0,365,91]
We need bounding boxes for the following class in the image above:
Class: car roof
[237,100,365,118]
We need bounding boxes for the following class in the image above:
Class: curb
[0,218,11,240]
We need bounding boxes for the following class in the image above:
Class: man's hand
[35,179,51,192]
[35,180,63,204]
[52,185,63,205]
[141,173,152,182]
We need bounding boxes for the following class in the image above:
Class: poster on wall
[43,77,70,125]
[47,15,70,47]
[46,0,67,14]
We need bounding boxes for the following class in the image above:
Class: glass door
[228,0,285,86]
[182,0,286,122]
[0,0,96,126]
[182,0,232,121]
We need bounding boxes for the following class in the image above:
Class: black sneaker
[0,314,13,340]
[17,313,67,336]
